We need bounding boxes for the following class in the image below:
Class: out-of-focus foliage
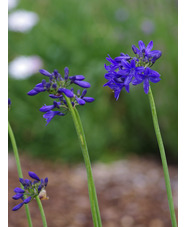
[8,0,178,163]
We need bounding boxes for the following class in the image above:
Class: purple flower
[105,54,121,72]
[19,178,32,188]
[73,80,91,88]
[23,196,32,204]
[64,67,69,80]
[75,89,95,105]
[28,171,40,181]
[28,66,94,124]
[12,193,24,200]
[119,59,144,85]
[104,79,129,100]
[104,40,162,98]
[82,97,95,103]
[27,89,39,96]
[132,67,161,94]
[43,110,65,125]
[12,172,49,211]
[132,40,162,63]
[58,88,74,98]
[114,53,131,63]
[39,69,52,77]
[14,187,25,193]
[12,202,24,211]
[27,82,46,96]
[69,75,85,81]
[44,177,48,187]
[40,101,60,112]
[68,75,91,88]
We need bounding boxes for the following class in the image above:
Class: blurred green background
[8,0,178,163]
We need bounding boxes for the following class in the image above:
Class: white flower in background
[8,10,39,32]
[8,0,19,11]
[9,56,43,79]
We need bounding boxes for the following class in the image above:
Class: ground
[8,154,178,227]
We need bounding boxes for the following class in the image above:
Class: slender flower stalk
[64,95,102,227]
[8,121,33,227]
[27,67,101,226]
[148,87,177,227]
[103,40,177,226]
[35,196,48,227]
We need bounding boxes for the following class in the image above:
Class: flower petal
[69,75,85,81]
[132,78,142,85]
[58,88,74,98]
[83,97,95,103]
[149,77,161,83]
[44,177,48,186]
[132,45,139,54]
[24,196,32,204]
[12,202,24,211]
[124,74,133,86]
[73,80,91,88]
[27,89,39,96]
[40,104,54,112]
[12,193,24,200]
[146,40,153,52]
[81,89,87,98]
[138,40,146,51]
[14,188,25,193]
[28,171,40,181]
[76,98,86,105]
[39,69,52,77]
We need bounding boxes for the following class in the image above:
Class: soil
[8,154,178,227]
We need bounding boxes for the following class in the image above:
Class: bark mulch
[8,154,178,227]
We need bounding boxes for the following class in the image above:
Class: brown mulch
[8,154,178,227]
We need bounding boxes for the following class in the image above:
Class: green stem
[148,87,177,227]
[8,121,33,227]
[74,108,102,227]
[35,196,48,227]
[64,96,102,227]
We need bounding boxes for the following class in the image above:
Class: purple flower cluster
[104,40,162,100]
[12,172,48,211]
[28,67,94,125]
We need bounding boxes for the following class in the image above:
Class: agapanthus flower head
[28,67,94,125]
[12,172,48,211]
[104,40,162,99]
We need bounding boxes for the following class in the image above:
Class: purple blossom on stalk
[12,202,24,211]
[39,101,60,112]
[104,78,129,100]
[104,40,162,99]
[132,40,162,64]
[28,67,94,125]
[104,55,120,72]
[28,171,40,181]
[12,172,49,211]
[132,67,161,94]
[43,110,65,126]
[119,59,144,85]
[75,89,95,105]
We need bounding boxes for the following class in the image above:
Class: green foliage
[8,0,177,162]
